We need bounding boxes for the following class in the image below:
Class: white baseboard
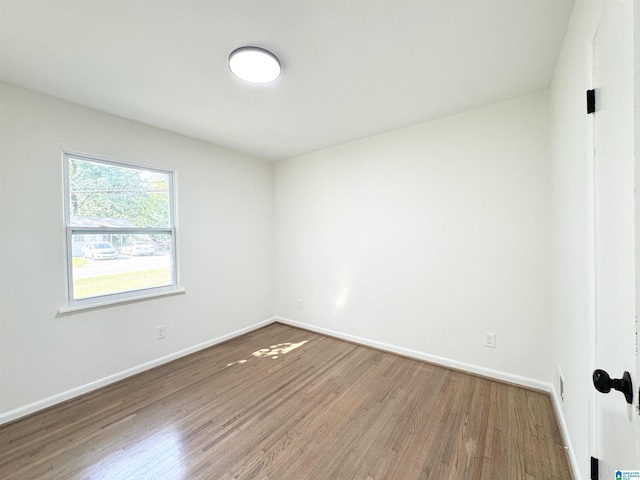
[1,315,580,480]
[550,385,582,480]
[276,316,582,478]
[0,317,277,426]
[275,316,552,392]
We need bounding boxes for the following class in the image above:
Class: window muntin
[63,153,177,306]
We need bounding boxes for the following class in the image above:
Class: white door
[635,0,640,464]
[591,0,639,477]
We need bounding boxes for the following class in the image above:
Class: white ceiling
[0,0,574,161]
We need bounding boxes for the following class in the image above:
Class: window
[63,152,178,308]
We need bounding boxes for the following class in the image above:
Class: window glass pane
[68,157,170,228]
[64,154,177,305]
[72,233,173,300]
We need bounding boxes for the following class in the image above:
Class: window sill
[57,287,186,315]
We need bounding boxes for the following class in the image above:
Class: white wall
[275,91,552,384]
[0,83,274,418]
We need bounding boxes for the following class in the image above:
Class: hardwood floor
[0,323,572,479]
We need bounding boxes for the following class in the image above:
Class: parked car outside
[82,242,118,260]
[122,241,155,256]
[156,240,172,250]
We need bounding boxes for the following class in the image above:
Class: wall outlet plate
[483,332,496,348]
[156,325,166,340]
[557,364,565,402]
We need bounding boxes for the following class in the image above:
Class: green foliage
[69,158,170,227]
[72,257,88,268]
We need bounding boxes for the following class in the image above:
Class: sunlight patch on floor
[227,340,308,366]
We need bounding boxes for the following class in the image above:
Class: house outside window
[63,152,178,308]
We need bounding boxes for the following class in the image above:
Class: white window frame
[61,151,181,311]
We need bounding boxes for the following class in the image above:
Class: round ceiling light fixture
[228,46,281,84]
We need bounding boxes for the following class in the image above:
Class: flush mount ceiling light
[228,46,281,84]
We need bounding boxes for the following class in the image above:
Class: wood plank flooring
[0,323,572,479]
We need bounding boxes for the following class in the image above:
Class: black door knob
[592,369,633,404]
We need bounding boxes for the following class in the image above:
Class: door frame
[586,33,598,471]
[587,1,639,475]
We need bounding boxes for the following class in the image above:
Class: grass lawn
[73,268,171,299]
[72,257,88,268]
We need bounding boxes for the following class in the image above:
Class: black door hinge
[591,456,599,480]
[587,89,596,114]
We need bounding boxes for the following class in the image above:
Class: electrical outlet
[557,364,565,402]
[483,332,496,348]
[296,299,302,310]
[156,325,166,340]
